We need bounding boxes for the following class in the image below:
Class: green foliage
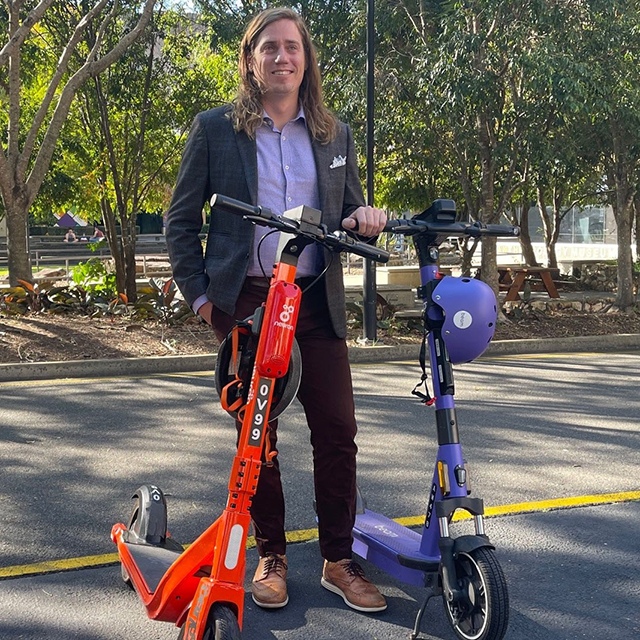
[70,258,117,297]
[0,276,192,325]
[6,0,640,286]
[88,239,108,253]
[0,280,45,315]
[346,294,396,330]
[135,278,193,324]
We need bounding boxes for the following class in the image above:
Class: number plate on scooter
[248,378,273,448]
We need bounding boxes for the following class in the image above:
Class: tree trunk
[4,193,32,286]
[517,199,539,266]
[634,194,640,265]
[477,110,499,296]
[635,195,640,301]
[100,197,126,295]
[480,236,498,294]
[610,127,637,309]
[123,212,137,302]
[536,184,556,268]
[548,185,568,270]
[615,210,634,308]
[460,237,479,277]
[613,195,635,309]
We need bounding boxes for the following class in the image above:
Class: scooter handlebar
[343,237,390,263]
[210,193,272,220]
[469,223,520,238]
[210,194,389,262]
[383,218,520,238]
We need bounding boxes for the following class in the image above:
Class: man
[166,7,387,613]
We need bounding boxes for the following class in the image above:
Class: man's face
[249,19,306,101]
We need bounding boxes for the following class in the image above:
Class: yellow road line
[1,490,638,581]
[0,552,121,579]
[487,352,601,360]
[393,490,640,527]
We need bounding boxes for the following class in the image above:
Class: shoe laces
[261,554,287,579]
[337,559,366,579]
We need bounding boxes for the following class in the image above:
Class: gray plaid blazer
[165,104,365,339]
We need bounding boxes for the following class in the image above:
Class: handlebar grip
[482,224,520,237]
[349,241,390,264]
[383,220,402,232]
[210,194,262,217]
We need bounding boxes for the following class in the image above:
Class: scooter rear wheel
[178,604,241,640]
[443,547,509,640]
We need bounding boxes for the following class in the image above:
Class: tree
[577,0,640,308]
[371,0,462,214]
[398,0,541,292]
[68,5,231,300]
[0,0,155,286]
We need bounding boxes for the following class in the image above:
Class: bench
[498,266,561,301]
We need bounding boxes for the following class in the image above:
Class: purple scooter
[352,200,520,640]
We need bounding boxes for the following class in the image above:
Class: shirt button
[282,136,287,141]
[285,165,289,170]
[287,197,292,202]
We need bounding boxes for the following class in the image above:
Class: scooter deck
[353,510,439,587]
[124,542,183,593]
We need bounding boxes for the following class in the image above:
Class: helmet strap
[411,329,435,406]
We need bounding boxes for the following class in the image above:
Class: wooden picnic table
[499,266,560,301]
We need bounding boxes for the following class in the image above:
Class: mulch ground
[1,304,640,364]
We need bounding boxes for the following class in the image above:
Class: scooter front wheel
[443,547,509,640]
[178,604,241,640]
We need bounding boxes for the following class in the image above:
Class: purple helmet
[431,276,497,364]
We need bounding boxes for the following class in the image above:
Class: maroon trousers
[210,278,357,562]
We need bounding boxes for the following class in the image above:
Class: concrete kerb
[1,333,639,383]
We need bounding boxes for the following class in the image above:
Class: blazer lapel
[312,138,331,214]
[235,130,258,205]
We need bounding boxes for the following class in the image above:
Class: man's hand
[198,300,214,325]
[341,206,387,237]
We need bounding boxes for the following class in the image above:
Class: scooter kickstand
[410,588,435,640]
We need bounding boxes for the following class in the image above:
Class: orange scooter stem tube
[257,280,301,378]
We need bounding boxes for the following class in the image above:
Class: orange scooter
[111,194,390,639]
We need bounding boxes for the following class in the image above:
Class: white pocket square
[330,155,347,169]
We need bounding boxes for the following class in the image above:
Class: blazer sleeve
[165,114,211,307]
[341,124,366,220]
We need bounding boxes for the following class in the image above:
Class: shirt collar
[262,106,306,130]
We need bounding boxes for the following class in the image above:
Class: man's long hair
[230,7,338,143]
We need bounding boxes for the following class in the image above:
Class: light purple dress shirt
[247,108,321,277]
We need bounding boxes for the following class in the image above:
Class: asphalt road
[1,351,639,639]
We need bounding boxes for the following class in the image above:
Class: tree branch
[0,138,12,201]
[25,0,156,205]
[130,19,158,213]
[137,126,190,203]
[94,73,127,218]
[397,0,428,46]
[85,0,120,64]
[558,190,616,222]
[18,0,111,178]
[7,3,22,167]
[0,0,54,68]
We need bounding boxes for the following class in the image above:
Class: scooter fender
[452,534,495,557]
[439,535,495,606]
[126,484,168,545]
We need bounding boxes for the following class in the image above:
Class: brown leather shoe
[251,554,288,609]
[321,559,387,612]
